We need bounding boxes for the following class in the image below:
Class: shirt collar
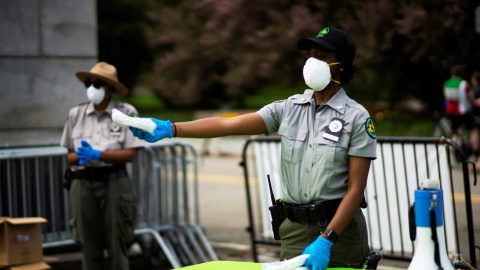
[326,88,347,114]
[85,99,114,115]
[292,90,315,104]
[86,102,96,115]
[105,99,115,115]
[292,88,348,114]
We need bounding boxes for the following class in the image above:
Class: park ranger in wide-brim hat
[75,62,129,96]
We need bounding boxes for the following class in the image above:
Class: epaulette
[115,101,125,108]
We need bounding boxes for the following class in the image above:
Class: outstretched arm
[175,113,267,138]
[130,112,268,142]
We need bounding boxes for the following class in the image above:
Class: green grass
[244,82,305,108]
[374,118,437,137]
[117,94,164,110]
[118,94,196,122]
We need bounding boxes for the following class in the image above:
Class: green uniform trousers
[69,173,138,270]
[279,208,369,268]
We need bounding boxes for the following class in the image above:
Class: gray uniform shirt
[257,89,377,204]
[60,99,145,168]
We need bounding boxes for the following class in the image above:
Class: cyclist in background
[443,65,477,161]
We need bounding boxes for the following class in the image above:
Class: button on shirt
[256,89,377,204]
[60,99,145,168]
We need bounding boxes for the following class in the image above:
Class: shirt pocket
[314,130,350,170]
[101,121,126,150]
[278,124,307,164]
[71,129,93,151]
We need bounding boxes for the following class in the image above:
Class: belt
[66,164,127,181]
[281,199,342,224]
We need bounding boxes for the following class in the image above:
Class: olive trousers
[69,173,138,270]
[279,208,370,268]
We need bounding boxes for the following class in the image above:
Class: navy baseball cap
[297,27,356,64]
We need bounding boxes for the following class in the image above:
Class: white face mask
[86,85,105,105]
[303,57,341,91]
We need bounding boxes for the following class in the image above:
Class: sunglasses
[84,79,107,89]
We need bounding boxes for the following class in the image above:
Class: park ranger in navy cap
[128,27,377,270]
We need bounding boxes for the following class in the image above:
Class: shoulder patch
[365,118,376,139]
[130,112,139,118]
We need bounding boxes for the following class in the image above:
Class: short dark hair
[336,51,356,85]
[472,71,480,84]
[450,65,465,78]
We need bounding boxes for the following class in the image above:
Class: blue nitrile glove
[301,236,334,270]
[76,140,101,165]
[129,118,173,143]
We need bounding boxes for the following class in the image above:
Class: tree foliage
[145,0,325,108]
[124,0,480,110]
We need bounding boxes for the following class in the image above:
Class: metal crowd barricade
[132,142,218,268]
[240,136,478,267]
[0,141,217,269]
[0,145,71,246]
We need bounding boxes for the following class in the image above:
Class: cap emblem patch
[317,28,330,37]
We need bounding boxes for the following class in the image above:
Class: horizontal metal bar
[0,146,67,159]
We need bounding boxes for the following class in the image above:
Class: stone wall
[0,0,97,146]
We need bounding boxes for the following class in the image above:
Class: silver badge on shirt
[323,118,345,142]
[110,122,121,136]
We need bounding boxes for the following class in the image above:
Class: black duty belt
[65,164,127,181]
[280,198,343,224]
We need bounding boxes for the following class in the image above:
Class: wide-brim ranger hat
[297,27,356,64]
[76,62,128,96]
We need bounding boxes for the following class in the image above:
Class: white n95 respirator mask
[303,57,341,91]
[86,85,105,105]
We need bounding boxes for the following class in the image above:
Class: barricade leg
[134,228,182,269]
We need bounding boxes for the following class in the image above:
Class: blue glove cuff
[92,149,101,160]
[150,118,174,140]
[164,119,174,138]
[317,236,334,247]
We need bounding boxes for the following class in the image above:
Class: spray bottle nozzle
[420,178,440,190]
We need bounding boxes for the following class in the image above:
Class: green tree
[145,0,329,108]
[343,0,480,112]
[143,0,480,111]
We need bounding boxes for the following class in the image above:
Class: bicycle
[428,116,473,162]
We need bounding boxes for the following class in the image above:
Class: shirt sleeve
[347,110,377,159]
[256,100,286,135]
[60,107,77,151]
